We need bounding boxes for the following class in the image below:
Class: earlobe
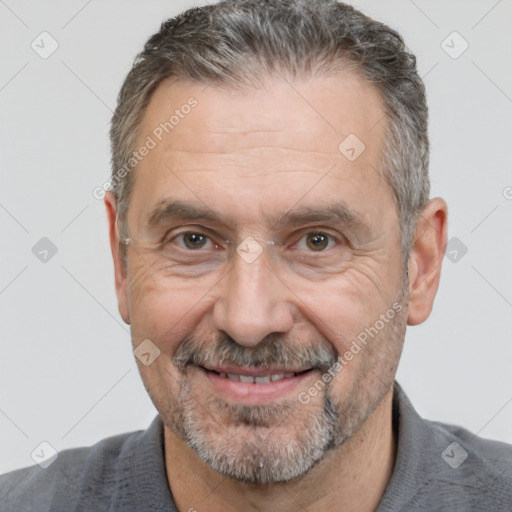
[104,191,130,325]
[406,198,448,326]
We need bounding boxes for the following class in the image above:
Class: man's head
[105,0,447,485]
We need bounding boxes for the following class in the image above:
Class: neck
[164,389,397,512]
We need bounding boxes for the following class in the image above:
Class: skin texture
[105,74,447,512]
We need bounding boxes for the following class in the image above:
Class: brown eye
[183,233,208,249]
[306,232,329,251]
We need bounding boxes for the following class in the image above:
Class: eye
[174,232,214,250]
[296,232,337,252]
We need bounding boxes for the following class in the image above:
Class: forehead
[128,74,395,234]
[141,73,385,153]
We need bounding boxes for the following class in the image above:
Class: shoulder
[429,417,512,480]
[381,383,512,511]
[415,419,512,510]
[0,428,144,512]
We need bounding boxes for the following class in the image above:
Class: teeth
[220,372,296,383]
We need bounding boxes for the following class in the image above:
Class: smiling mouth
[201,366,313,384]
[197,365,317,404]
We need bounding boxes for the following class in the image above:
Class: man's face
[118,74,409,484]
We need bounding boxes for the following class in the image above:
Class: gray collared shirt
[1,381,511,511]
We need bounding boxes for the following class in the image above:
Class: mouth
[197,365,316,404]
[203,366,312,383]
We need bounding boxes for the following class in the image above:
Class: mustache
[173,333,339,373]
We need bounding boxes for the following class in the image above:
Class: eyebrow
[146,199,372,235]
[147,200,224,226]
[270,203,372,235]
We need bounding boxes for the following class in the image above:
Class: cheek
[301,267,404,378]
[295,269,396,354]
[304,291,367,356]
[126,260,217,347]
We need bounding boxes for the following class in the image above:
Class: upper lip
[201,364,312,376]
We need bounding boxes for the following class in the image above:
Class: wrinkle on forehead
[137,74,386,153]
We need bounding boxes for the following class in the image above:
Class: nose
[212,251,294,347]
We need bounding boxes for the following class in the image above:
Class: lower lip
[199,367,314,405]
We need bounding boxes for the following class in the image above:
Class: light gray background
[1,0,511,474]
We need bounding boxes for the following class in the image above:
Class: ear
[104,191,130,324]
[407,197,448,326]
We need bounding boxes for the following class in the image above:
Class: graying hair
[110,0,430,268]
